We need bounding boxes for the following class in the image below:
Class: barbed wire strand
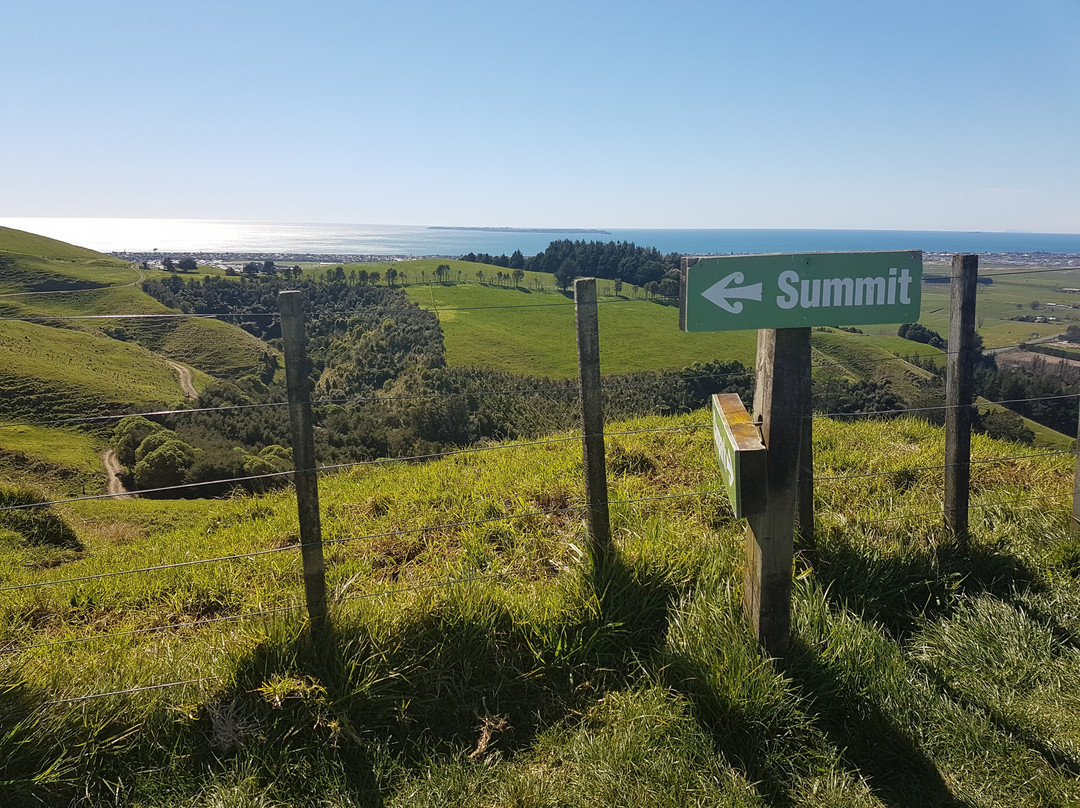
[11,603,305,652]
[1,407,1072,513]
[814,392,1080,420]
[0,368,757,430]
[0,337,1061,432]
[0,317,1068,431]
[0,312,281,322]
[15,571,514,658]
[973,266,1080,278]
[45,678,219,707]
[36,571,514,703]
[0,544,300,594]
[1,373,1070,434]
[0,296,644,323]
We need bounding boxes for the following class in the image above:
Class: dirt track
[166,360,198,399]
[102,450,131,499]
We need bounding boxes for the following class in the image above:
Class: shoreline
[111,250,1080,269]
[110,251,445,264]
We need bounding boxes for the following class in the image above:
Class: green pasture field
[394,264,1080,375]
[915,269,1080,347]
[3,414,1080,806]
[0,319,207,417]
[0,421,107,496]
[403,281,757,375]
[403,278,953,381]
[788,269,1079,348]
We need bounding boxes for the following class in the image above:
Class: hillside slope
[2,414,1078,807]
[0,227,286,495]
[0,318,202,417]
[0,226,281,384]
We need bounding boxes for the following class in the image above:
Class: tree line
[463,239,682,295]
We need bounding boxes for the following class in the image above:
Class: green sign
[712,393,767,518]
[680,250,923,332]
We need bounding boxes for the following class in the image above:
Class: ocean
[3,217,1080,257]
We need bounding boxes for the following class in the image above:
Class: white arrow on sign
[700,272,763,314]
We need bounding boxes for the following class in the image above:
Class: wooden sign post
[744,328,810,655]
[682,251,922,655]
[574,278,612,561]
[944,254,978,538]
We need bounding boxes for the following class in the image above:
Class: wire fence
[5,265,1080,707]
[0,345,1067,428]
[0,389,1073,512]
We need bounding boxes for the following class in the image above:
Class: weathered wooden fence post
[574,277,612,560]
[944,254,979,538]
[278,290,328,631]
[1073,399,1080,533]
[745,327,811,656]
[797,397,814,546]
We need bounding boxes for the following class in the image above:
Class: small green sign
[680,251,922,332]
[712,393,767,518]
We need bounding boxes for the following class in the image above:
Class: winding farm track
[166,360,198,399]
[102,450,132,499]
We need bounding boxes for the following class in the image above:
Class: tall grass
[1,414,1078,806]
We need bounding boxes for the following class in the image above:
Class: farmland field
[405,281,759,375]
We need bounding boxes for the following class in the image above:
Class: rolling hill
[0,227,282,495]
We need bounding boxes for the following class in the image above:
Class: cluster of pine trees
[464,240,682,294]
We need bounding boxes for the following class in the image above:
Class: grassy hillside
[121,316,281,381]
[810,329,938,400]
[0,226,119,262]
[0,421,108,497]
[0,226,138,292]
[0,227,278,499]
[0,227,280,397]
[0,319,205,417]
[0,226,288,510]
[2,414,1078,806]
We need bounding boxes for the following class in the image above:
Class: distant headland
[427,226,612,235]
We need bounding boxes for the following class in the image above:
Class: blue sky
[3,0,1078,232]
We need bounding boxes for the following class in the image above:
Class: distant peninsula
[427,226,612,235]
